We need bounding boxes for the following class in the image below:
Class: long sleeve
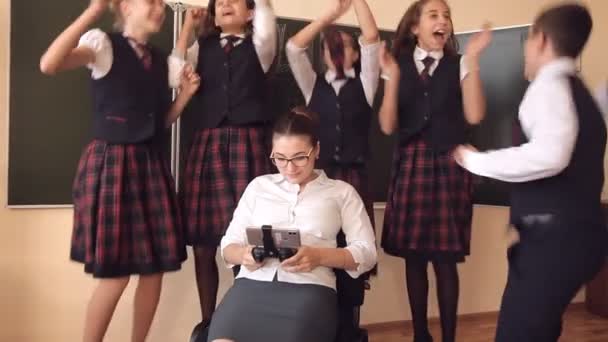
[252,0,277,73]
[358,37,381,106]
[459,70,578,183]
[340,186,377,278]
[285,40,317,105]
[168,41,199,89]
[220,183,256,268]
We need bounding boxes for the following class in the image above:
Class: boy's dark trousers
[495,215,608,342]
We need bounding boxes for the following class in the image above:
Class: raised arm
[287,0,352,103]
[40,0,109,75]
[461,24,492,125]
[175,8,206,59]
[289,0,351,49]
[252,0,277,73]
[165,64,201,126]
[169,9,206,89]
[353,0,381,106]
[352,0,379,44]
[377,44,401,135]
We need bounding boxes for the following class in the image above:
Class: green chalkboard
[8,1,174,205]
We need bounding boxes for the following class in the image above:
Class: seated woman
[207,108,378,342]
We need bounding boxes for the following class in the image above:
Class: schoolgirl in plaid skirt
[170,0,276,327]
[41,0,199,340]
[376,1,492,341]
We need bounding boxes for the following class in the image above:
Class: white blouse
[458,58,580,183]
[220,171,377,290]
[286,37,381,106]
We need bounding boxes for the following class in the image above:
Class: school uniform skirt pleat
[381,136,473,262]
[180,125,271,246]
[71,140,186,278]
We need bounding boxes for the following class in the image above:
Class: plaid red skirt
[181,126,271,246]
[381,137,473,262]
[70,140,186,278]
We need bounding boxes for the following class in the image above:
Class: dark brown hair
[272,107,320,146]
[320,28,361,78]
[199,0,256,37]
[392,0,458,58]
[531,3,592,58]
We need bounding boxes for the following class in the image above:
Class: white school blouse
[220,171,377,290]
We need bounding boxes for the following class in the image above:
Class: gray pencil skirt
[207,278,338,342]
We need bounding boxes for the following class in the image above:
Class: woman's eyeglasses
[270,148,314,168]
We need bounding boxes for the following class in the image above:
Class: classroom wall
[1,0,606,340]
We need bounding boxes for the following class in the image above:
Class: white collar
[414,45,443,62]
[533,57,578,81]
[220,33,246,39]
[271,170,329,186]
[325,68,357,83]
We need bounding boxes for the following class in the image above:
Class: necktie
[127,37,152,70]
[223,35,241,54]
[420,56,435,84]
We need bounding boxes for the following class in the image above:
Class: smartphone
[246,226,301,249]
